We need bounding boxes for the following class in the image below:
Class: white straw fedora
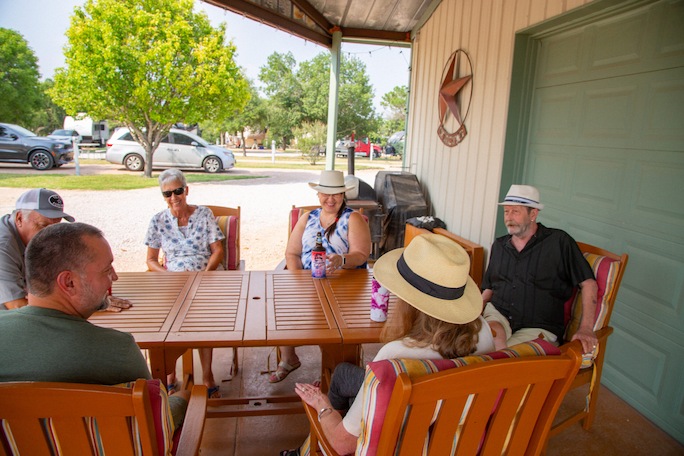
[373,233,481,324]
[308,170,357,195]
[498,184,544,210]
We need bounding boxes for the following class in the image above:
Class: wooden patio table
[89,270,384,417]
[319,268,397,370]
[87,271,198,382]
[157,269,342,417]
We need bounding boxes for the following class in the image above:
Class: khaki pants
[482,303,558,346]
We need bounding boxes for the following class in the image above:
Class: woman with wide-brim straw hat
[280,233,495,455]
[269,170,372,383]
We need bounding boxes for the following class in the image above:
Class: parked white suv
[106,128,235,173]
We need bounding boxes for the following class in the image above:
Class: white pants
[482,303,558,346]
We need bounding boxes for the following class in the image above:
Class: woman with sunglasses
[144,168,225,398]
[270,170,371,383]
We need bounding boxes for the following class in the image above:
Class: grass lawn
[0,172,264,191]
[0,153,399,190]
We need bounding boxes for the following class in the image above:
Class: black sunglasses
[161,186,185,198]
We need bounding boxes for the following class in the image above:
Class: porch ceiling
[205,0,434,47]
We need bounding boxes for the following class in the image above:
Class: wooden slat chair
[301,340,581,456]
[550,242,628,436]
[0,379,207,456]
[205,205,243,271]
[403,223,485,289]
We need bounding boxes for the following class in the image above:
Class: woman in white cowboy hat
[281,233,495,455]
[270,170,372,383]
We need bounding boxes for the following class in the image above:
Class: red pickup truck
[335,140,382,158]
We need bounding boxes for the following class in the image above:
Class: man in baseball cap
[0,189,130,312]
[14,188,75,222]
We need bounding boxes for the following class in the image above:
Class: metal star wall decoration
[437,50,473,147]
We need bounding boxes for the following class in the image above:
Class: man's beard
[96,296,109,311]
[81,278,109,312]
[506,221,531,237]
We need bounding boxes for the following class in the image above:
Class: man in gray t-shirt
[0,188,130,311]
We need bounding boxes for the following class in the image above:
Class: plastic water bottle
[311,232,326,279]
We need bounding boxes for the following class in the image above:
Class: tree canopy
[0,28,43,126]
[258,51,378,149]
[50,0,249,176]
[380,85,408,136]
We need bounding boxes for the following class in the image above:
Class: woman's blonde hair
[380,298,482,359]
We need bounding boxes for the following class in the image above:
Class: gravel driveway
[0,164,389,272]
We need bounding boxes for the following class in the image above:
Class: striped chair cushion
[121,379,175,455]
[215,215,240,270]
[2,380,175,455]
[564,252,621,340]
[355,339,560,456]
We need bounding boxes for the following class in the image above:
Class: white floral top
[144,205,224,272]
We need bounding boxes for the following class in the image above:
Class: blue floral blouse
[144,205,224,272]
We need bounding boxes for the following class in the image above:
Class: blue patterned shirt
[144,205,224,271]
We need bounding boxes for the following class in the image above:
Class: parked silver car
[48,129,82,145]
[106,128,235,173]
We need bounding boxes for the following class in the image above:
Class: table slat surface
[88,272,196,345]
[265,270,340,345]
[321,269,397,344]
[166,271,250,346]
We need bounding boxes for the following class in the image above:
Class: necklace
[319,213,338,229]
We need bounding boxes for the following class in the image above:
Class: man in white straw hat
[280,233,495,455]
[270,170,371,383]
[0,188,131,312]
[481,184,598,354]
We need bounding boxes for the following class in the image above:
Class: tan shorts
[482,303,558,346]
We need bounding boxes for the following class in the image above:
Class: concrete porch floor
[179,346,683,455]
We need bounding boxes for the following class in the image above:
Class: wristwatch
[341,254,347,267]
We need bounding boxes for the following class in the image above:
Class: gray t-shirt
[0,306,151,383]
[0,214,27,309]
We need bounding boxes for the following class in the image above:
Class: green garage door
[523,0,684,441]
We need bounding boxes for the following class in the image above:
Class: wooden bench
[403,223,484,289]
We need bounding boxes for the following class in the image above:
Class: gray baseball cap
[15,188,75,222]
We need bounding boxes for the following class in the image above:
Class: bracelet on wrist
[317,407,333,421]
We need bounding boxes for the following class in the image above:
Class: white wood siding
[406,0,594,249]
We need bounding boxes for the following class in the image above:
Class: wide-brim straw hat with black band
[308,170,356,195]
[373,233,481,324]
[498,184,544,210]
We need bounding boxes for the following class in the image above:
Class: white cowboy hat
[373,233,481,324]
[498,184,544,210]
[308,170,357,195]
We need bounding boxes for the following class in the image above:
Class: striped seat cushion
[564,252,621,340]
[356,339,559,456]
[215,215,240,270]
[2,380,175,455]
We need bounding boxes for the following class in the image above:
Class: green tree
[259,51,378,148]
[28,79,67,135]
[50,0,249,177]
[297,53,330,123]
[336,55,378,140]
[381,85,408,134]
[0,28,43,126]
[229,82,268,156]
[294,121,327,165]
[259,52,303,149]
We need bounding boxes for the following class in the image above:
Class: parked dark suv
[0,123,74,170]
